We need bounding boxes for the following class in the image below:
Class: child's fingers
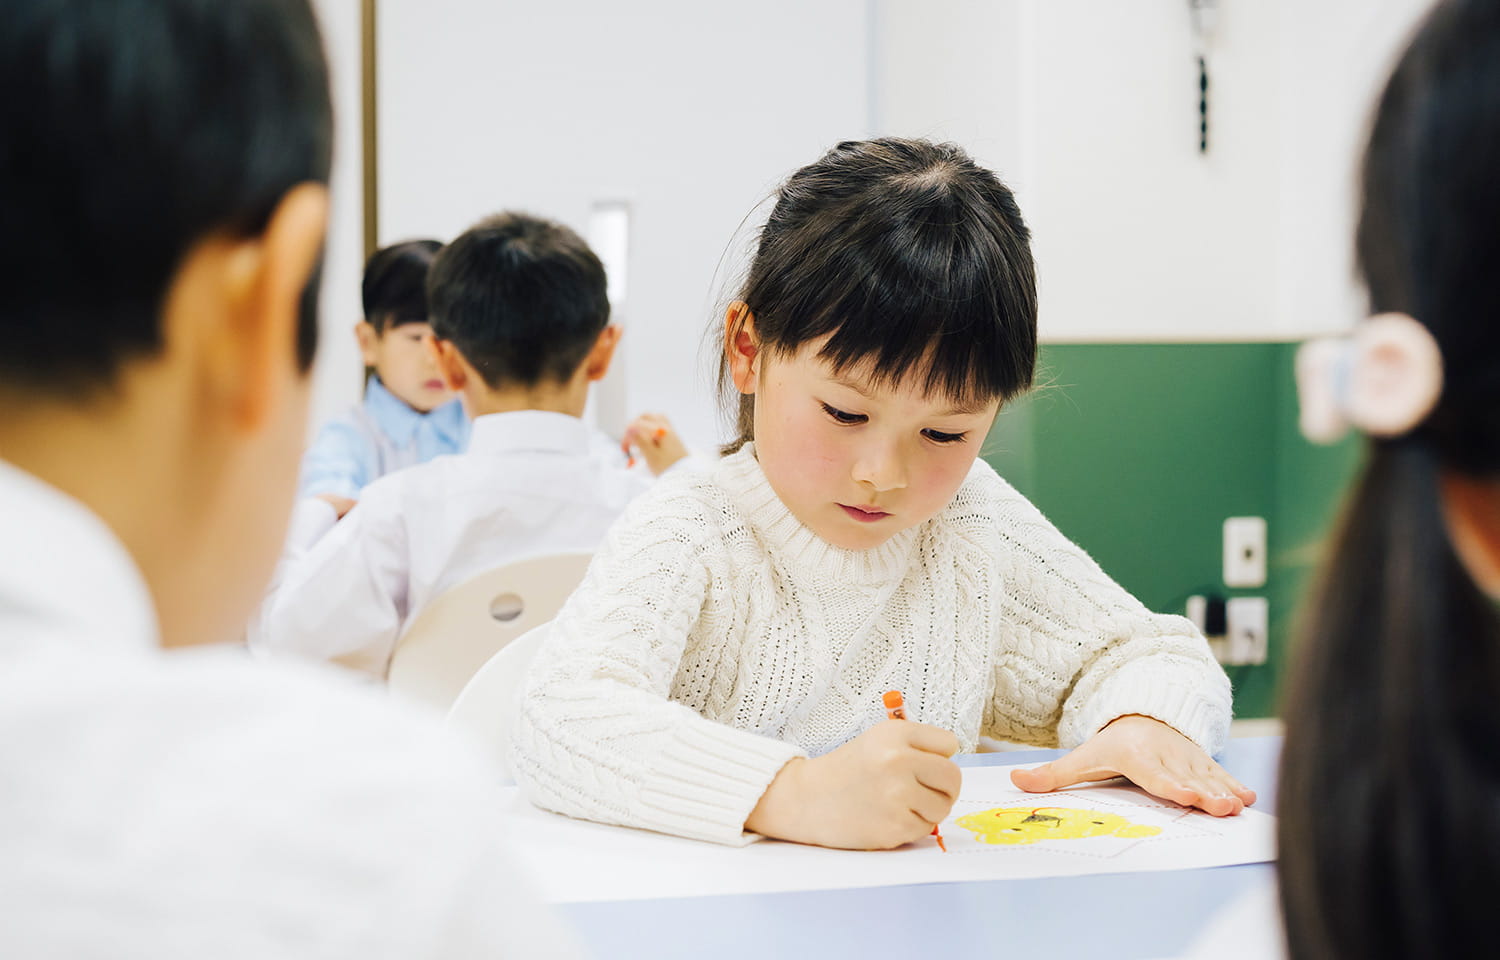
[627,412,667,431]
[1216,771,1257,806]
[1185,756,1257,807]
[1185,770,1252,815]
[908,788,956,828]
[1180,785,1244,817]
[898,810,942,845]
[1132,769,1204,810]
[1136,758,1242,815]
[1010,754,1123,794]
[910,752,962,802]
[902,722,960,758]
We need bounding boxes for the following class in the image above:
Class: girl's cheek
[930,447,978,495]
[788,417,837,465]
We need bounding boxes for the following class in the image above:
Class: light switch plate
[1223,516,1267,588]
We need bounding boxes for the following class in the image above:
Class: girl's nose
[852,442,908,492]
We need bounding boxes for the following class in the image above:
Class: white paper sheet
[498,762,1277,903]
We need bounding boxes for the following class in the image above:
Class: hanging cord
[1198,55,1209,153]
[1189,0,1218,154]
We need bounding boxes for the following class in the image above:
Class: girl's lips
[839,504,890,523]
[424,379,446,390]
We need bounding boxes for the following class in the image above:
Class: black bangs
[746,142,1037,408]
[720,138,1038,450]
[363,239,443,331]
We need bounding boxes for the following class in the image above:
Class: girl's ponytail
[1280,4,1500,953]
[1279,438,1500,959]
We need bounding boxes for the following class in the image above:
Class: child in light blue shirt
[298,240,470,508]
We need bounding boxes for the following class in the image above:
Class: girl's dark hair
[362,240,443,333]
[1278,3,1500,958]
[718,138,1037,452]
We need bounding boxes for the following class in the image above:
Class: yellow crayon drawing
[955,807,1164,846]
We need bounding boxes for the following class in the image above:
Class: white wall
[1021,0,1283,342]
[872,0,1024,182]
[360,0,1439,444]
[308,0,367,434]
[873,0,1436,343]
[1275,0,1436,337]
[377,0,871,447]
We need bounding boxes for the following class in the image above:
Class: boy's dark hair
[362,240,443,333]
[718,137,1037,452]
[0,0,331,395]
[1278,2,1500,959]
[426,213,609,390]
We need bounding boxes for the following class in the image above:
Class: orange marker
[882,689,947,852]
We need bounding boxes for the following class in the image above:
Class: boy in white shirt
[0,2,574,956]
[255,211,686,678]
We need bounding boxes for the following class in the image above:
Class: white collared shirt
[0,459,577,958]
[254,409,653,677]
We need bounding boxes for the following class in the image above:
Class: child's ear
[355,321,380,366]
[203,181,328,432]
[726,302,760,395]
[583,324,623,382]
[427,336,467,392]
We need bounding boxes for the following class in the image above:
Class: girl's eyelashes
[821,401,968,444]
[820,402,867,425]
[923,429,968,444]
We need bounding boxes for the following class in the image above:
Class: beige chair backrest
[386,551,591,712]
[446,621,552,784]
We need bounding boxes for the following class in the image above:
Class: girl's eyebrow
[827,373,989,417]
[827,373,875,399]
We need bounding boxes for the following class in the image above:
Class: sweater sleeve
[511,483,804,846]
[968,470,1233,755]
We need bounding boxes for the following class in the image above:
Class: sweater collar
[714,443,921,585]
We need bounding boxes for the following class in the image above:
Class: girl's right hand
[744,719,961,849]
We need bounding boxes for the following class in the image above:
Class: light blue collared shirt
[297,376,470,499]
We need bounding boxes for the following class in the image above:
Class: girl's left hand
[1009,715,1256,817]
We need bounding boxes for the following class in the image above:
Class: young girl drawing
[513,138,1253,848]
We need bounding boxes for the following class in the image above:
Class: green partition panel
[983,343,1361,718]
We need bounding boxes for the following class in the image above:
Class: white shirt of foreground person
[255,409,655,677]
[0,460,580,959]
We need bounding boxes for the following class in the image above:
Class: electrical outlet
[1185,595,1207,633]
[1223,517,1267,588]
[1225,596,1268,665]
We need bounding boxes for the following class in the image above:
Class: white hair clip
[1295,313,1444,444]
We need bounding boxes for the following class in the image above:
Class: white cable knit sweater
[513,444,1232,845]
